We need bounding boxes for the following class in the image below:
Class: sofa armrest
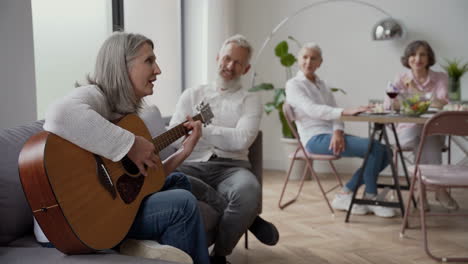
[248,131,263,214]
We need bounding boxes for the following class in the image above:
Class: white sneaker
[367,204,395,218]
[366,190,396,218]
[435,189,459,211]
[331,193,368,215]
[120,239,193,264]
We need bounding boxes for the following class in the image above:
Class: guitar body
[19,114,165,254]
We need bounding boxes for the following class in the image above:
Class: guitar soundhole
[121,155,140,175]
[116,174,144,204]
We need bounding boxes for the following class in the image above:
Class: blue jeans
[126,172,210,264]
[306,134,390,195]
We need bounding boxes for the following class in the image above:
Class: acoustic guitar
[18,103,213,254]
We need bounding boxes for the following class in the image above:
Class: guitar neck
[152,113,203,153]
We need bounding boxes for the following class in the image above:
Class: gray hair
[82,32,154,114]
[298,42,322,58]
[220,34,253,63]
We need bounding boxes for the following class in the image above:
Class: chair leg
[278,158,308,209]
[420,183,468,262]
[447,135,452,165]
[418,179,440,261]
[244,231,248,249]
[307,161,334,214]
[278,157,297,209]
[400,168,418,236]
[328,160,343,187]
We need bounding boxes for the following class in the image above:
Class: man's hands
[329,130,345,156]
[180,116,202,157]
[342,105,371,116]
[127,135,158,176]
[127,116,202,177]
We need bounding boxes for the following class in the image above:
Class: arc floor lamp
[250,0,405,87]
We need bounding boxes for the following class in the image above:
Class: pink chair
[392,137,451,173]
[400,111,468,262]
[278,103,343,213]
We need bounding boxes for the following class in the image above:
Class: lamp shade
[372,18,404,40]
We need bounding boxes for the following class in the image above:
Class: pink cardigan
[385,69,449,131]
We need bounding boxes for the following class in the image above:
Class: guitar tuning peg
[196,101,206,112]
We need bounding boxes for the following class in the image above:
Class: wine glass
[386,82,399,114]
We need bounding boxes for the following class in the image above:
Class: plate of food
[367,103,389,115]
[442,103,468,111]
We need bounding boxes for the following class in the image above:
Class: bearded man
[171,35,279,264]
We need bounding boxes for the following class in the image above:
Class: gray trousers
[399,125,444,164]
[176,158,261,256]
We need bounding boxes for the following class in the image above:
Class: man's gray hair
[298,42,322,58]
[220,34,253,62]
[83,32,154,114]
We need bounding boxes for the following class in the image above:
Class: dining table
[340,111,433,222]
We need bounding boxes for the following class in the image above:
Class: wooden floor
[229,170,468,264]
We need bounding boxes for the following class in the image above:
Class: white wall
[184,0,235,90]
[124,0,182,116]
[0,0,36,129]
[184,0,208,90]
[235,0,468,172]
[31,0,112,119]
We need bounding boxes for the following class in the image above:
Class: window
[123,0,183,116]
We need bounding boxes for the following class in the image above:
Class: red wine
[386,92,398,99]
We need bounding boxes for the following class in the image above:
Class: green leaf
[287,36,302,49]
[441,58,468,80]
[330,87,347,95]
[275,41,288,58]
[280,53,296,67]
[264,102,276,114]
[249,83,274,92]
[273,88,286,107]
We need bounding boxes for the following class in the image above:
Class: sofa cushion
[0,246,177,263]
[0,120,45,245]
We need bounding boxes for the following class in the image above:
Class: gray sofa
[0,118,262,263]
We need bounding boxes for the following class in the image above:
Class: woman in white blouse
[285,43,394,218]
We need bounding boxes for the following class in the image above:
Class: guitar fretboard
[152,114,203,153]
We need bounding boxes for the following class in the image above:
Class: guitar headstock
[196,101,214,126]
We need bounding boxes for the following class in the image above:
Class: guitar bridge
[94,155,117,199]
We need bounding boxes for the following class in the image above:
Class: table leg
[345,123,408,222]
[381,124,405,216]
[345,125,378,223]
[390,123,417,208]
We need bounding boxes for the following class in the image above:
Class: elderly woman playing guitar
[23,32,210,264]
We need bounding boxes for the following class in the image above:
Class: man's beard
[215,70,242,92]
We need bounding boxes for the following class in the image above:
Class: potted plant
[442,58,468,101]
[249,36,299,139]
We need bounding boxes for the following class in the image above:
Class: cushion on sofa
[0,120,45,245]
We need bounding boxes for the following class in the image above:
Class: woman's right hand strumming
[127,135,159,176]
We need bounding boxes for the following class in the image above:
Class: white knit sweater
[39,85,173,244]
[44,85,135,162]
[170,83,262,161]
